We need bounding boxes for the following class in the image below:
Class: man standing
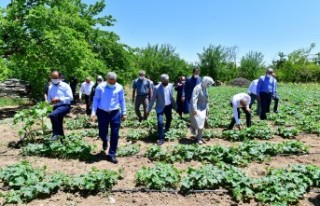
[272,72,279,113]
[132,70,152,122]
[256,68,277,120]
[79,77,94,116]
[247,79,260,115]
[227,93,251,130]
[175,75,186,118]
[147,74,176,146]
[47,71,73,140]
[182,68,202,114]
[90,75,104,103]
[91,72,127,164]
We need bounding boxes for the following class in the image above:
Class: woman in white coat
[190,76,215,144]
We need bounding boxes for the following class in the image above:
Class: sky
[1,0,320,65]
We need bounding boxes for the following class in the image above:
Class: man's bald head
[51,71,59,79]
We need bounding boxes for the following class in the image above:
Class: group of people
[45,67,279,164]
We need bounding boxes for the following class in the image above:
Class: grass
[0,97,32,107]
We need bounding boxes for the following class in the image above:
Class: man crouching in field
[47,71,73,141]
[90,72,127,164]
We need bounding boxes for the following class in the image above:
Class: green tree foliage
[274,44,320,82]
[239,51,265,80]
[198,44,238,81]
[134,43,189,83]
[0,0,131,98]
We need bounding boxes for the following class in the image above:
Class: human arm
[147,86,158,114]
[119,87,127,121]
[191,86,199,115]
[58,85,74,104]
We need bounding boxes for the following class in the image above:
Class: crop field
[0,84,320,206]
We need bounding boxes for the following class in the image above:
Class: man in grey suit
[147,74,176,145]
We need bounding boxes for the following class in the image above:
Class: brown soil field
[0,104,320,206]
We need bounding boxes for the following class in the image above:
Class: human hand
[193,110,197,115]
[122,115,127,121]
[51,98,60,104]
[181,97,185,102]
[90,114,96,122]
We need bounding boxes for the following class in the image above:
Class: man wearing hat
[256,68,277,120]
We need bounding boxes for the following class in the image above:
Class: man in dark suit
[182,68,202,114]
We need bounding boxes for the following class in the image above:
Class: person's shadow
[309,194,320,206]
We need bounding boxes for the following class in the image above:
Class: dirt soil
[0,105,320,206]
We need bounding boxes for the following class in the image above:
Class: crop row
[136,163,320,205]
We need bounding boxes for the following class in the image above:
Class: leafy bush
[127,129,148,141]
[13,102,52,140]
[21,134,94,160]
[117,144,140,157]
[278,127,300,138]
[135,163,181,190]
[165,129,187,141]
[145,141,309,166]
[0,161,121,203]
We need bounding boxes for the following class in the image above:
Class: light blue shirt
[256,75,276,96]
[48,82,73,106]
[92,82,127,116]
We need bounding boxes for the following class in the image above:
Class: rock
[227,78,251,87]
[109,196,116,204]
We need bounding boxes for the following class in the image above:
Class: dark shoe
[102,141,108,151]
[50,135,59,141]
[107,155,118,164]
[157,139,164,146]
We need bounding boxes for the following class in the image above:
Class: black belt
[137,94,148,96]
[53,104,70,109]
[97,108,119,114]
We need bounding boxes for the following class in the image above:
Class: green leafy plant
[165,129,187,141]
[278,127,300,138]
[127,129,148,141]
[145,141,309,166]
[21,134,95,160]
[117,144,140,157]
[66,116,93,130]
[13,102,52,140]
[135,163,181,190]
[0,161,121,203]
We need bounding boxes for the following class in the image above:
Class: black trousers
[84,94,91,116]
[259,92,272,120]
[273,95,279,112]
[228,105,251,129]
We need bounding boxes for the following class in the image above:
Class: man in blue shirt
[132,70,152,122]
[182,68,202,114]
[91,72,127,164]
[256,68,277,120]
[47,71,73,140]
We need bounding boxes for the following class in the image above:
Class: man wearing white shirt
[147,74,176,145]
[248,79,260,115]
[227,93,251,130]
[47,71,73,140]
[79,77,94,115]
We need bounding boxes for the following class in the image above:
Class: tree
[239,51,265,80]
[134,44,188,83]
[197,44,238,81]
[0,0,130,98]
[276,44,320,82]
